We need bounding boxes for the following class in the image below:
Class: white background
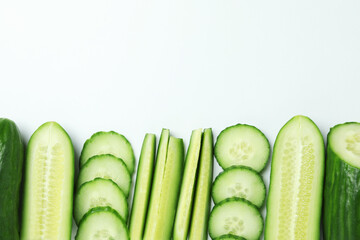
[1,0,359,239]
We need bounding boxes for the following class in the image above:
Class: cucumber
[74,178,128,225]
[129,133,156,240]
[174,128,203,240]
[265,115,325,240]
[189,128,213,240]
[214,234,247,240]
[212,166,266,208]
[21,122,74,240]
[144,135,184,240]
[209,197,263,240]
[0,118,24,240]
[76,154,131,197]
[80,131,135,174]
[75,206,129,240]
[214,124,270,172]
[324,122,360,240]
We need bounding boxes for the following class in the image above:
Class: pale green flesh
[74,178,128,225]
[265,116,324,240]
[21,122,74,240]
[129,133,156,240]
[174,128,203,240]
[189,128,214,240]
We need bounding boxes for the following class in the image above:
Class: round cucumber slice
[209,197,263,240]
[80,131,135,174]
[74,178,128,225]
[214,234,247,240]
[214,124,270,172]
[212,166,266,208]
[77,154,131,197]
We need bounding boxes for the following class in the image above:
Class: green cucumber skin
[324,139,360,239]
[0,118,24,240]
[214,234,246,240]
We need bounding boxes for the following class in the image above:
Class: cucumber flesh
[76,154,131,197]
[75,207,129,240]
[21,122,74,240]
[265,115,325,240]
[214,234,247,240]
[80,131,135,174]
[214,124,270,172]
[129,133,156,240]
[189,128,213,240]
[209,197,263,240]
[174,128,203,240]
[74,178,128,225]
[212,166,266,208]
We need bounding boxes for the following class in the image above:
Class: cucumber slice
[214,124,270,172]
[21,122,74,240]
[189,128,214,240]
[265,115,325,240]
[129,133,156,240]
[74,178,128,225]
[212,166,266,208]
[80,131,135,174]
[77,154,131,197]
[214,234,247,240]
[75,206,129,240]
[144,135,184,239]
[174,128,203,240]
[209,197,263,240]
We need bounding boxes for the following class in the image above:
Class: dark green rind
[214,234,247,240]
[324,123,360,240]
[0,118,24,240]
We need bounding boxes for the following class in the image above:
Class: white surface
[1,0,360,239]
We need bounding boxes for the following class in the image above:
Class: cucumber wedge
[189,128,213,240]
[21,122,74,240]
[144,135,184,240]
[174,128,203,240]
[129,133,156,240]
[265,115,325,240]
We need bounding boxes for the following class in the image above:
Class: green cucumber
[0,118,24,240]
[214,234,247,240]
[74,178,128,225]
[189,128,213,240]
[80,131,135,174]
[174,128,203,240]
[214,124,270,172]
[21,122,74,240]
[76,154,131,197]
[212,166,266,208]
[209,197,263,240]
[129,133,156,240]
[324,122,360,240]
[144,134,184,239]
[75,206,129,240]
[265,115,325,240]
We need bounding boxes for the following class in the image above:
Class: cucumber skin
[214,234,246,240]
[324,126,360,240]
[0,119,24,240]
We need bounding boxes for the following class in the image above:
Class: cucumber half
[214,124,270,172]
[21,122,74,240]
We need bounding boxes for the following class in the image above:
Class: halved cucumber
[74,178,128,225]
[212,166,266,208]
[80,131,135,174]
[75,206,129,240]
[76,154,131,197]
[214,124,270,172]
[21,122,74,240]
[214,234,247,240]
[265,115,325,240]
[209,197,263,240]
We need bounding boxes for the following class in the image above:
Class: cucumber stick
[144,132,184,240]
[0,119,24,240]
[174,128,203,240]
[324,122,360,240]
[129,133,156,240]
[21,122,74,240]
[189,128,213,240]
[265,115,324,240]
